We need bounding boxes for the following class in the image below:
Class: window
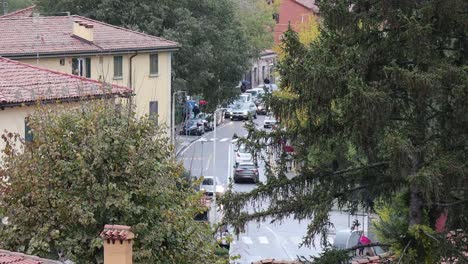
[253,67,257,84]
[114,56,123,78]
[150,54,159,76]
[273,13,279,23]
[149,101,158,125]
[25,117,33,142]
[262,66,265,81]
[60,58,65,66]
[72,57,91,78]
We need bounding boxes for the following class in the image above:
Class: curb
[175,136,200,157]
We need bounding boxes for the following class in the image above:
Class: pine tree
[222,0,467,262]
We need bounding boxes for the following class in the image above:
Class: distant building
[0,8,179,130]
[0,57,131,154]
[244,49,277,88]
[272,0,319,44]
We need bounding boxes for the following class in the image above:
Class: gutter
[128,51,138,109]
[2,46,181,60]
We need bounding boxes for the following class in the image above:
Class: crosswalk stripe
[209,138,216,141]
[258,236,269,244]
[219,138,230,142]
[241,236,253,245]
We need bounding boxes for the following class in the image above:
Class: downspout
[128,51,138,110]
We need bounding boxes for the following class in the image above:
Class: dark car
[180,119,204,136]
[195,113,214,131]
[233,162,259,183]
[256,103,267,115]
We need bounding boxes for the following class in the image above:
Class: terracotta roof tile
[0,57,131,105]
[0,6,35,19]
[0,15,179,57]
[0,249,62,264]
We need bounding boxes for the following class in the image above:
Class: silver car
[230,102,257,120]
[233,162,259,183]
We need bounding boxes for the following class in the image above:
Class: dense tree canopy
[222,0,467,262]
[36,0,274,109]
[0,101,225,263]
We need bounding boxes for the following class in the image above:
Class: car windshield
[202,178,214,185]
[246,90,257,96]
[187,120,197,125]
[233,103,249,110]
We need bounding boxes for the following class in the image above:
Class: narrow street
[177,116,361,263]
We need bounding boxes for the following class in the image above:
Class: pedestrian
[358,234,371,256]
[193,104,200,117]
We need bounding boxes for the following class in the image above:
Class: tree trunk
[409,183,424,226]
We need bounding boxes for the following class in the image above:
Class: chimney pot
[101,224,134,264]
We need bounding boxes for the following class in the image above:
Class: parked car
[180,119,204,136]
[263,114,278,128]
[231,102,257,120]
[257,83,278,93]
[256,103,267,115]
[246,88,266,105]
[196,113,214,131]
[200,176,214,196]
[233,162,259,183]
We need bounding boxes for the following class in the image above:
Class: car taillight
[236,169,243,172]
[253,169,258,173]
[236,153,240,157]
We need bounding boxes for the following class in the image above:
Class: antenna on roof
[2,0,8,16]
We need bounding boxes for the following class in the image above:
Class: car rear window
[202,178,214,185]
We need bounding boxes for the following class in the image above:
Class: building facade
[0,12,179,129]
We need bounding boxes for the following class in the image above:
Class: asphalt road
[177,116,367,263]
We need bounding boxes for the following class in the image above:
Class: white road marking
[263,224,293,259]
[241,236,253,245]
[220,137,230,142]
[206,154,212,171]
[258,236,269,244]
[209,138,216,141]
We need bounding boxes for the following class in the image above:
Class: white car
[239,93,252,103]
[235,143,255,165]
[263,114,278,128]
[200,176,214,196]
[230,102,257,120]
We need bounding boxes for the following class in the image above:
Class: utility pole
[2,0,8,16]
[212,108,223,224]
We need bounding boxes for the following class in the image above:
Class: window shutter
[25,118,33,142]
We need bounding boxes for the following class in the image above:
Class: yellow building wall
[19,51,172,128]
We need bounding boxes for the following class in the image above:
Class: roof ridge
[0,5,36,18]
[72,15,180,46]
[0,57,131,91]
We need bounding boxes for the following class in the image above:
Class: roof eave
[1,45,180,60]
[0,92,132,109]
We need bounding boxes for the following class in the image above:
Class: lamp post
[172,90,186,149]
[212,108,223,224]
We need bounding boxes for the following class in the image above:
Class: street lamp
[172,90,187,149]
[212,108,223,224]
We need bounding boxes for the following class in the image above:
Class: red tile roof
[0,5,35,18]
[0,57,131,106]
[0,15,179,57]
[0,249,62,264]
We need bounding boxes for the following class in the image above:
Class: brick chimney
[100,224,134,264]
[72,20,94,42]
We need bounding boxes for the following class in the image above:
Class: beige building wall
[19,51,172,128]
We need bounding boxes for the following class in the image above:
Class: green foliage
[309,247,351,264]
[1,0,33,13]
[222,0,468,262]
[36,0,273,108]
[0,101,225,263]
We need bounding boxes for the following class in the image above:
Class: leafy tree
[1,0,33,14]
[0,101,226,263]
[222,0,467,262]
[36,0,273,109]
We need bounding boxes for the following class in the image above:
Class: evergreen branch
[346,242,390,251]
